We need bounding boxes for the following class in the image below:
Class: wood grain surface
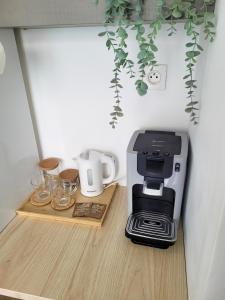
[0,187,187,300]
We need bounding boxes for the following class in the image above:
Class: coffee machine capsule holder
[125,130,188,249]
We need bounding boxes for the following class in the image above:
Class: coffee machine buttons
[175,163,180,172]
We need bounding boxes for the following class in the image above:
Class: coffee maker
[125,130,188,249]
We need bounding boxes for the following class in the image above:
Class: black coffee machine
[125,130,188,249]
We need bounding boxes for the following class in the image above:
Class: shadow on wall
[0,141,38,206]
[181,137,193,219]
[14,29,43,159]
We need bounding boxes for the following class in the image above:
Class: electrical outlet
[146,64,167,90]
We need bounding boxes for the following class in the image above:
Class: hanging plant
[96,0,216,128]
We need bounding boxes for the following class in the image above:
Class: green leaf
[150,60,157,66]
[116,48,128,60]
[186,101,198,106]
[138,26,145,35]
[135,80,148,96]
[137,50,148,59]
[186,51,201,58]
[114,106,122,112]
[186,42,194,47]
[187,63,194,68]
[185,80,197,85]
[186,51,194,58]
[108,31,115,36]
[206,21,215,28]
[111,78,118,84]
[140,43,149,51]
[185,107,193,113]
[106,39,112,50]
[193,51,201,57]
[117,27,128,39]
[98,31,106,37]
[197,44,204,51]
[172,8,182,19]
[149,44,158,52]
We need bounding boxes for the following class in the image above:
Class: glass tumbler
[38,157,61,195]
[56,179,73,206]
[30,172,51,202]
[55,169,79,207]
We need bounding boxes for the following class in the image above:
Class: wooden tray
[17,184,117,227]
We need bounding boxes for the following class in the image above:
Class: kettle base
[80,189,104,197]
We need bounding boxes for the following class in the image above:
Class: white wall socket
[146,64,167,90]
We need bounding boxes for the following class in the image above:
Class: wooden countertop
[0,187,187,300]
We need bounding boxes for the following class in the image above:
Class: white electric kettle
[77,150,116,197]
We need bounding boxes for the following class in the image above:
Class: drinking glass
[38,157,61,196]
[55,179,75,207]
[30,172,51,202]
[57,168,79,206]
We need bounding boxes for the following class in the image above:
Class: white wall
[184,0,225,299]
[20,25,189,183]
[0,29,39,231]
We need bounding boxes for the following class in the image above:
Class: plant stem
[184,17,202,123]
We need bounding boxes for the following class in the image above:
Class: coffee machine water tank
[125,130,188,249]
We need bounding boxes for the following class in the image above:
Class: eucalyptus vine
[134,0,165,96]
[97,0,216,128]
[98,0,135,128]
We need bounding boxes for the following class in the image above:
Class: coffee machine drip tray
[125,211,177,248]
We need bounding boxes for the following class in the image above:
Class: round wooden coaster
[30,193,52,207]
[51,196,75,211]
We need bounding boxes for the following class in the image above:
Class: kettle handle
[101,154,116,185]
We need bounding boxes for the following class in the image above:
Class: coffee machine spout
[143,179,164,197]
